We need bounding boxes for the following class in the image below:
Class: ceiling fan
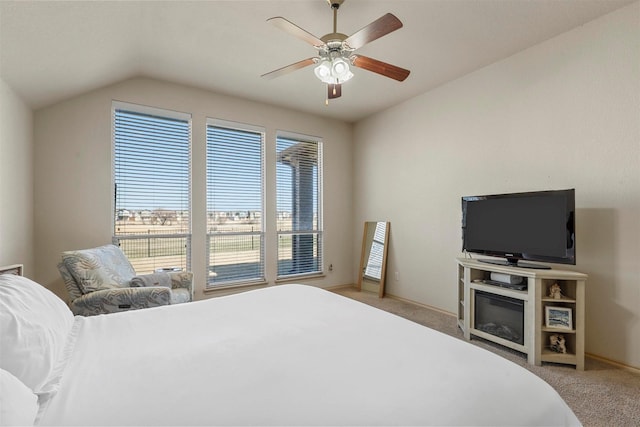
[261,0,410,102]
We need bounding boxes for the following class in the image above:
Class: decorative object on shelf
[548,282,563,299]
[549,334,567,353]
[545,306,573,330]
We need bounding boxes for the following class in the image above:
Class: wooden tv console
[456,258,587,370]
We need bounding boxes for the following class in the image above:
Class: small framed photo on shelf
[545,306,573,330]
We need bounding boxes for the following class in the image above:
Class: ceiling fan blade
[261,58,317,80]
[351,55,410,82]
[267,17,325,48]
[344,13,403,50]
[328,83,342,99]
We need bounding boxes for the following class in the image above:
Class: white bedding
[1,277,580,426]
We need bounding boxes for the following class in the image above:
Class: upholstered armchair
[58,244,193,316]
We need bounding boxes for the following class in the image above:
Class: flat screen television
[461,189,575,269]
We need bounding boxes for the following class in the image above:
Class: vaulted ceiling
[0,0,633,122]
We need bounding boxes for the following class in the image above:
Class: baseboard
[586,352,640,373]
[325,283,357,292]
[384,293,457,318]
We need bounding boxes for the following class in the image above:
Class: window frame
[205,118,266,289]
[275,130,324,280]
[111,101,193,274]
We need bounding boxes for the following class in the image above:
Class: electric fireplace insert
[474,290,524,345]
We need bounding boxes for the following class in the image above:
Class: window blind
[113,106,191,274]
[276,133,322,278]
[206,121,265,287]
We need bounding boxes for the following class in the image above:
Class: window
[113,104,191,274]
[276,132,323,278]
[206,120,265,287]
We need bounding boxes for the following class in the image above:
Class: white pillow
[0,368,38,426]
[0,275,74,393]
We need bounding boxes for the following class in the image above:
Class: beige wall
[0,77,34,274]
[354,3,640,368]
[34,77,353,300]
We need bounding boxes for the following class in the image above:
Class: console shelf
[457,258,587,370]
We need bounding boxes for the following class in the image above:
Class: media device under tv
[461,189,575,269]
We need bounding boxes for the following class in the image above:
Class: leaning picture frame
[545,306,573,330]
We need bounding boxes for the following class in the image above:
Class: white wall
[354,3,639,368]
[34,77,353,300]
[0,77,34,274]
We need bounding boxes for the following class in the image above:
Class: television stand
[457,258,587,370]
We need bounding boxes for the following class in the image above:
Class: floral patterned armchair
[57,244,193,316]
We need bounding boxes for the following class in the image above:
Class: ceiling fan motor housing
[320,35,352,57]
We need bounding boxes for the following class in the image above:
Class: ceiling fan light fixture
[314,60,332,82]
[314,57,353,84]
[331,57,352,80]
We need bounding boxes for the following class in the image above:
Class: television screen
[462,189,575,268]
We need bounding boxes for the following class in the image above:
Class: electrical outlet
[329,263,333,272]
[395,271,399,281]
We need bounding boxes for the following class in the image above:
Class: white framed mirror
[357,221,390,298]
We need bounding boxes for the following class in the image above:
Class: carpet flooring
[333,287,640,427]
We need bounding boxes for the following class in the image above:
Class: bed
[0,272,581,426]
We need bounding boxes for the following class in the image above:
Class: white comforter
[37,284,579,426]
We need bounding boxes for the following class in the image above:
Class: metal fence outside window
[113,232,191,275]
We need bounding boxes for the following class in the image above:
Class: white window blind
[276,133,322,278]
[206,121,265,287]
[113,105,191,274]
